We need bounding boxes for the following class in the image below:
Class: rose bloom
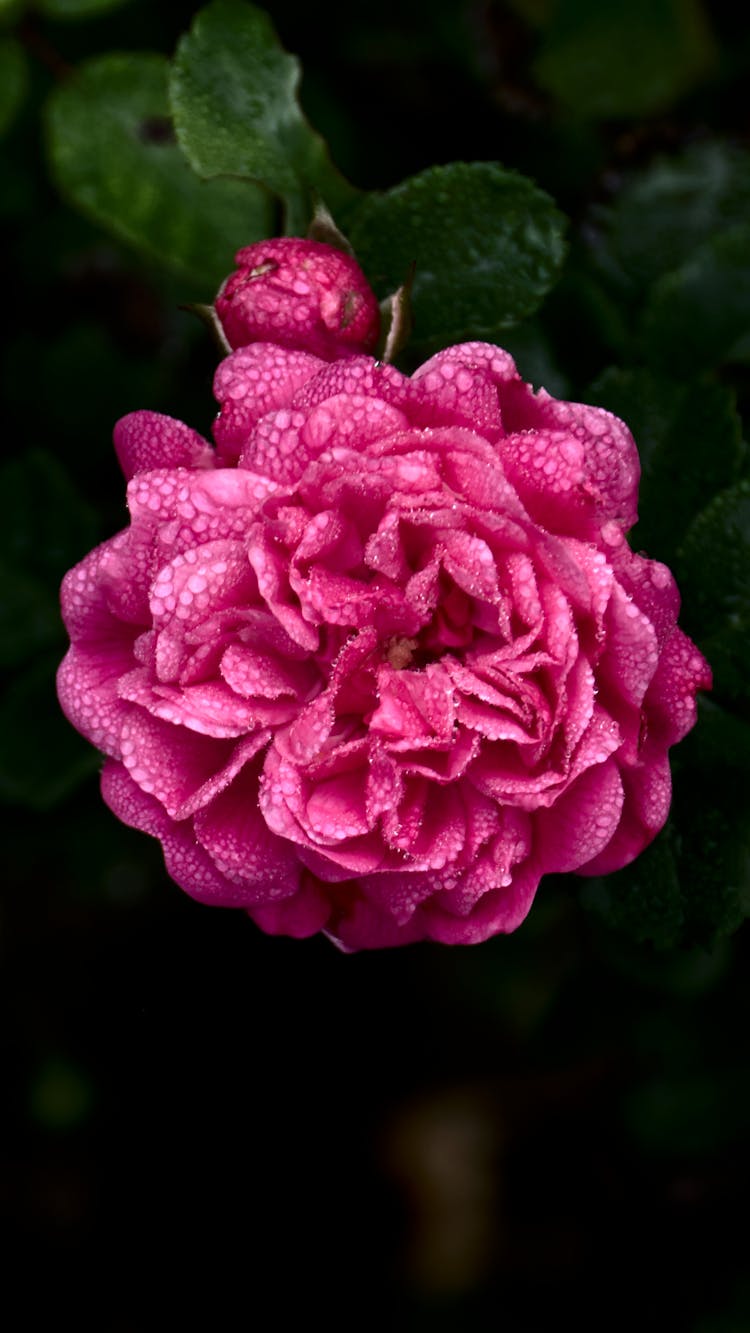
[58,339,710,949]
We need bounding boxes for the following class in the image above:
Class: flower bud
[215,237,380,360]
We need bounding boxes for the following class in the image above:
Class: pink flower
[57,340,710,949]
[215,237,380,360]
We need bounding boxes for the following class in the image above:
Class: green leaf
[37,0,132,17]
[503,0,552,25]
[678,698,750,775]
[534,0,716,120]
[545,255,632,368]
[642,225,750,375]
[624,1070,745,1158]
[348,162,567,349]
[4,322,173,447]
[581,792,750,952]
[0,38,28,138]
[0,654,99,809]
[675,785,750,946]
[0,449,98,584]
[580,829,685,950]
[0,450,97,668]
[500,318,570,398]
[589,368,743,563]
[29,1057,94,1131]
[0,561,64,669]
[0,0,26,27]
[46,52,273,290]
[601,141,750,292]
[678,481,750,704]
[170,0,357,230]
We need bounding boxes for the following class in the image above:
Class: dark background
[2,2,750,1327]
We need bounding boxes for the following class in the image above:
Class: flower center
[385,636,418,669]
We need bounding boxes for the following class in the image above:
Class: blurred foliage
[46,50,273,286]
[533,0,716,120]
[0,37,28,133]
[3,1,750,1326]
[589,368,744,564]
[679,482,750,707]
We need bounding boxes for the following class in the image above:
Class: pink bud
[215,237,380,360]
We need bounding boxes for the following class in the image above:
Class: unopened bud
[215,237,380,361]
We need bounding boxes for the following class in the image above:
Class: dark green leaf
[642,225,750,374]
[0,449,98,584]
[677,697,750,775]
[544,256,632,369]
[589,367,743,562]
[624,1069,746,1158]
[46,52,273,290]
[504,0,551,25]
[580,829,684,949]
[29,1057,94,1131]
[0,1,25,25]
[0,655,99,809]
[37,0,132,17]
[534,0,716,120]
[170,0,357,230]
[349,162,567,348]
[675,783,750,946]
[4,323,172,444]
[500,318,570,397]
[0,561,64,669]
[678,480,750,704]
[602,141,750,292]
[0,38,28,138]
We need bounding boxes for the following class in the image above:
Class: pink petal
[60,535,130,641]
[305,772,371,842]
[114,411,214,480]
[246,525,319,651]
[643,628,712,747]
[213,343,324,463]
[358,867,442,928]
[220,642,317,700]
[101,757,173,836]
[117,667,282,738]
[149,539,257,633]
[423,856,542,944]
[127,467,276,535]
[435,806,532,916]
[239,408,305,481]
[503,389,640,531]
[57,638,135,758]
[579,753,672,876]
[599,582,660,709]
[291,354,410,413]
[241,393,408,485]
[414,342,520,393]
[324,893,427,951]
[409,353,504,439]
[248,877,332,938]
[497,429,593,535]
[281,630,377,764]
[613,547,681,649]
[98,529,155,626]
[119,707,269,819]
[103,758,260,906]
[193,761,302,898]
[536,758,625,873]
